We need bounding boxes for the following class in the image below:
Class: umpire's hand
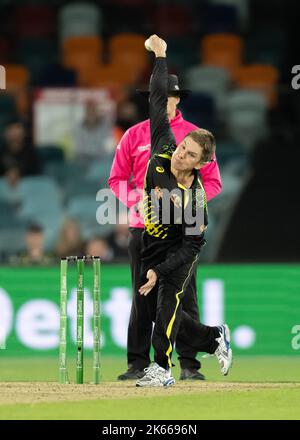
[139,269,157,296]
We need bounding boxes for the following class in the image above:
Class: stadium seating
[234,64,279,107]
[201,33,243,76]
[62,35,102,58]
[59,3,102,40]
[184,65,230,113]
[67,195,115,240]
[0,226,27,257]
[18,176,63,249]
[62,35,103,86]
[62,51,99,87]
[3,64,30,115]
[109,33,149,76]
[17,38,58,85]
[225,89,268,149]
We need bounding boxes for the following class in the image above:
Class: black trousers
[127,227,216,370]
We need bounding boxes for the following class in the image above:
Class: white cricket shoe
[214,324,233,376]
[136,362,175,387]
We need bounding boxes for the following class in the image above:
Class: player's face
[171,136,203,171]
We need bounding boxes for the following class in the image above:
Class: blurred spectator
[56,218,84,258]
[84,236,114,262]
[73,99,114,165]
[4,165,21,189]
[108,212,130,263]
[11,224,54,266]
[0,119,40,177]
[0,165,23,209]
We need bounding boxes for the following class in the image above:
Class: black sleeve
[153,234,206,278]
[149,57,176,157]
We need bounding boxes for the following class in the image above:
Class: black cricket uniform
[141,57,218,370]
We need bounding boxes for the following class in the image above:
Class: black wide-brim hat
[137,74,191,98]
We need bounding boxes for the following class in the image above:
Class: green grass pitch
[0,356,299,420]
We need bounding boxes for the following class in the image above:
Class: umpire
[109,52,222,382]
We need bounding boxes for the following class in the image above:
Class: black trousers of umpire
[127,227,216,370]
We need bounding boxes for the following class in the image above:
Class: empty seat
[87,63,140,88]
[62,51,100,86]
[3,64,30,115]
[64,178,101,202]
[18,176,63,249]
[62,35,102,58]
[4,64,29,87]
[85,158,114,189]
[59,3,101,40]
[0,226,26,255]
[225,89,268,149]
[235,64,279,107]
[185,65,230,112]
[67,195,114,240]
[0,200,18,227]
[109,33,148,74]
[201,33,243,75]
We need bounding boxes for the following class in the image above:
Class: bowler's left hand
[139,269,157,296]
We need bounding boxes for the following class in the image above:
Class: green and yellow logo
[156,166,164,173]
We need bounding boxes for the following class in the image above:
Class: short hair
[186,129,216,163]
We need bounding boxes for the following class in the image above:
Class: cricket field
[0,356,299,420]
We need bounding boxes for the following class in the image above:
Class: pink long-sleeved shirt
[108,110,222,228]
